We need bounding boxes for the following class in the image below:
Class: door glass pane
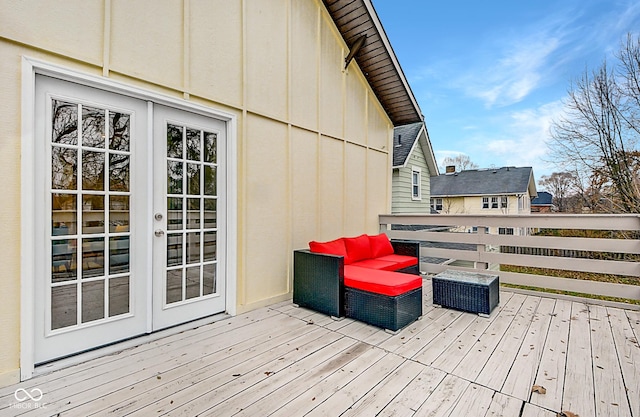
[204,231,216,261]
[167,233,183,266]
[82,150,105,191]
[204,132,216,163]
[52,147,77,190]
[167,161,183,194]
[109,276,130,316]
[187,163,200,195]
[204,199,216,229]
[203,263,216,295]
[109,112,130,151]
[82,106,105,148]
[187,198,200,229]
[52,100,78,145]
[52,194,77,235]
[82,280,105,323]
[110,196,129,232]
[186,128,200,161]
[204,166,216,196]
[186,266,200,299]
[82,237,104,278]
[167,197,183,230]
[187,232,201,264]
[83,195,104,234]
[166,269,182,304]
[109,154,130,192]
[110,236,129,274]
[51,284,77,330]
[167,124,183,158]
[52,239,77,283]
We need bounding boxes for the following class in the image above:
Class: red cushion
[368,233,394,258]
[350,259,398,271]
[344,266,422,296]
[309,238,349,263]
[375,254,418,270]
[343,234,372,263]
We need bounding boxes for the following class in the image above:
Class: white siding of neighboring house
[392,146,431,213]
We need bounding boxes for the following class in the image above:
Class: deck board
[529,299,572,410]
[2,285,639,417]
[562,302,597,416]
[590,305,632,416]
[608,307,640,416]
[501,297,555,401]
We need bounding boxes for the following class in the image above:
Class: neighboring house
[391,122,439,213]
[430,166,537,234]
[531,191,555,213]
[0,0,423,384]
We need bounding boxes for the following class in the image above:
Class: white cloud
[464,33,562,108]
[481,100,565,174]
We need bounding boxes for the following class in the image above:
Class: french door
[34,76,226,364]
[152,105,226,330]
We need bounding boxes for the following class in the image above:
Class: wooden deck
[1,279,639,417]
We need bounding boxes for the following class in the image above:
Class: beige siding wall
[391,147,431,214]
[0,0,394,385]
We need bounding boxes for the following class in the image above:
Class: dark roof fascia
[322,0,424,126]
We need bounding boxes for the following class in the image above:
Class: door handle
[154,229,165,237]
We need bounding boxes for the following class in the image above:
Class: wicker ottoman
[345,286,422,332]
[432,270,499,315]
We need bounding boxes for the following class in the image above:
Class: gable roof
[322,0,423,126]
[430,167,537,197]
[393,123,422,166]
[392,122,439,175]
[532,191,554,206]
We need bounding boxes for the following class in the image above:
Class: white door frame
[20,57,237,380]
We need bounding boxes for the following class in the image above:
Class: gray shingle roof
[532,191,553,205]
[430,166,534,196]
[393,122,423,167]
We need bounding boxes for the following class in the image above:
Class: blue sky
[372,0,640,181]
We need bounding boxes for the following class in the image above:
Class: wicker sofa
[293,234,422,332]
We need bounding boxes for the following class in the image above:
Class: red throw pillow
[309,238,349,262]
[343,234,372,263]
[368,233,394,258]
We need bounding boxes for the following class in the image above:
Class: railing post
[475,226,489,270]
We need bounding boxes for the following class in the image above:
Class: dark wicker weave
[432,270,499,315]
[390,240,421,275]
[293,250,344,317]
[345,286,422,332]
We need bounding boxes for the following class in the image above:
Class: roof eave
[322,0,423,126]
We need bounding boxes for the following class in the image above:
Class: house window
[491,196,498,208]
[501,196,508,208]
[431,198,442,211]
[482,197,489,209]
[411,167,421,200]
[499,227,514,235]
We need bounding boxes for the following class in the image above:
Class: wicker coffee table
[432,270,499,316]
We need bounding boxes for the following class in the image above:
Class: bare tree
[441,154,479,172]
[538,172,577,212]
[548,34,640,213]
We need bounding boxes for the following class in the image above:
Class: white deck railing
[380,214,640,304]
